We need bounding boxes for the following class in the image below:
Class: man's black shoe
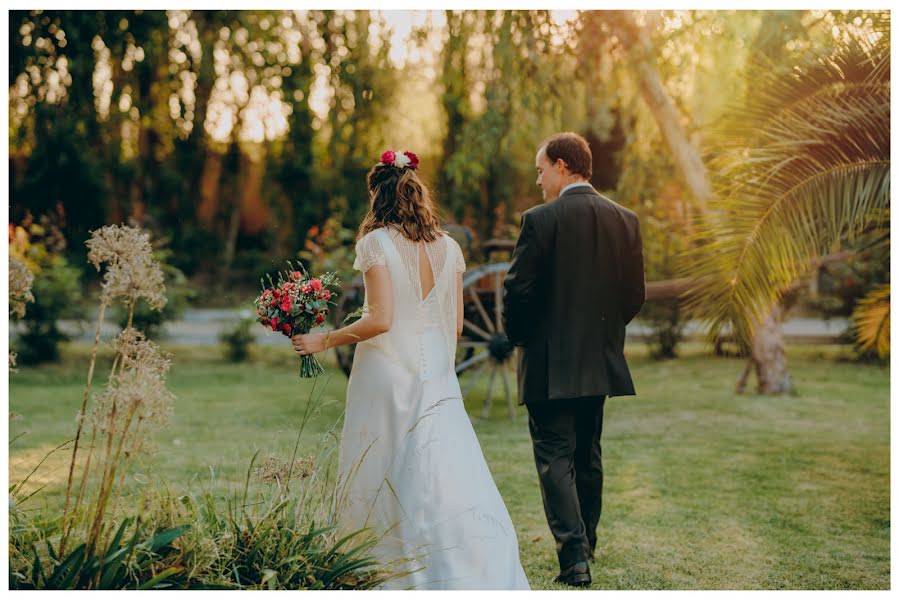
[554,561,591,587]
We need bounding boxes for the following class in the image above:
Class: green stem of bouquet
[300,354,324,378]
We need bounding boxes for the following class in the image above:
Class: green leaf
[852,283,890,357]
[45,539,57,563]
[137,565,184,590]
[98,518,133,589]
[146,524,190,555]
[47,543,86,589]
[31,546,42,587]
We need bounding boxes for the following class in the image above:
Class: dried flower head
[85,224,153,270]
[253,454,315,485]
[9,257,34,318]
[85,225,167,310]
[111,328,172,377]
[88,368,175,436]
[100,254,167,310]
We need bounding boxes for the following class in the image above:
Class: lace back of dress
[376,228,460,372]
[382,228,448,303]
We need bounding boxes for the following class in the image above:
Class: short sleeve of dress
[454,239,466,273]
[353,233,387,272]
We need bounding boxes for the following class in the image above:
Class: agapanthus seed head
[85,224,153,270]
[88,368,175,440]
[9,257,34,318]
[111,328,172,377]
[86,225,167,310]
[99,255,167,311]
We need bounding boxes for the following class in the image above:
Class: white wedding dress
[336,226,529,590]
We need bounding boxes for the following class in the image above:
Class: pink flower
[290,271,303,281]
[403,151,420,169]
[310,278,322,292]
[380,150,396,165]
[319,289,331,301]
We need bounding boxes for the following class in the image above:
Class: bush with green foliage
[218,312,256,362]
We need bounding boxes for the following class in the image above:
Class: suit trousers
[526,395,606,569]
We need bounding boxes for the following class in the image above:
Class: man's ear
[555,158,569,174]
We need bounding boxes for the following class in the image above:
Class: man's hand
[291,332,327,356]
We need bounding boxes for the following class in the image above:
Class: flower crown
[379,149,420,170]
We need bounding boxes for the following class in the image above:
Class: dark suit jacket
[502,185,645,405]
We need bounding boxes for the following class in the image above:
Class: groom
[502,132,645,587]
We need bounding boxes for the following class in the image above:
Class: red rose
[281,323,291,334]
[270,316,279,329]
[315,314,325,325]
[310,278,322,292]
[403,151,420,169]
[380,150,396,165]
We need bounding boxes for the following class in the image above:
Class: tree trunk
[612,12,711,208]
[630,59,711,207]
[745,304,793,394]
[237,143,269,235]
[197,150,223,225]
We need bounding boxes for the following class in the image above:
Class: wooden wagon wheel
[456,262,517,419]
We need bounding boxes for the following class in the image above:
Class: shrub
[218,311,256,362]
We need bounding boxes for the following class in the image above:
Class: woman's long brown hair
[357,163,444,242]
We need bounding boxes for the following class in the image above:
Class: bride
[291,150,530,590]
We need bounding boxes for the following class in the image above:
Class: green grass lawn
[9,341,889,589]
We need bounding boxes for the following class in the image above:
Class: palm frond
[684,32,890,344]
[852,284,890,357]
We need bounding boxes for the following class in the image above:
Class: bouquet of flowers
[254,262,339,378]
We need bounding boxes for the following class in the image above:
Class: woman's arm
[291,265,394,356]
[456,271,463,338]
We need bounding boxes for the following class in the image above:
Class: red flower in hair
[380,150,396,165]
[403,151,420,169]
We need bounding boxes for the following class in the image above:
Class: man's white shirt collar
[560,181,593,196]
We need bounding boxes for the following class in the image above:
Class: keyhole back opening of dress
[417,243,435,301]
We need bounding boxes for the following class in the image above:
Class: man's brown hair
[539,132,593,179]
